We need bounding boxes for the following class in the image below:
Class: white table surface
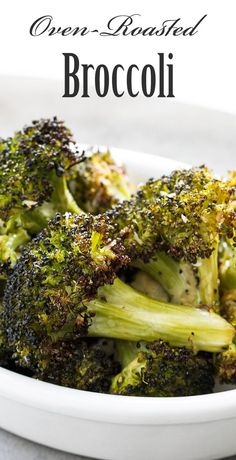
[0,76,236,460]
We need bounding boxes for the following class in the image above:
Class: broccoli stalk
[197,241,219,307]
[0,228,30,272]
[87,278,233,352]
[134,252,198,305]
[130,270,169,301]
[110,340,214,396]
[135,250,219,308]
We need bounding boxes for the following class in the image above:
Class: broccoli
[86,163,234,309]
[215,239,236,383]
[219,240,236,326]
[0,117,83,276]
[69,147,134,214]
[0,300,10,366]
[3,212,234,378]
[130,270,169,301]
[132,166,236,309]
[32,338,120,393]
[213,172,236,384]
[110,340,214,396]
[134,252,198,305]
[215,344,236,384]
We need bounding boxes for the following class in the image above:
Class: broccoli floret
[0,118,82,219]
[219,240,236,326]
[132,166,236,309]
[0,299,10,366]
[104,165,233,311]
[3,212,234,377]
[32,338,120,393]
[215,344,236,384]
[135,166,235,261]
[215,240,236,383]
[0,118,84,276]
[69,147,134,214]
[111,340,214,396]
[73,159,228,309]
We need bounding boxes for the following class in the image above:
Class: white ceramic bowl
[0,148,235,460]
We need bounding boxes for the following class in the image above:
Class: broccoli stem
[130,271,169,301]
[197,243,219,309]
[134,252,198,305]
[115,340,139,368]
[51,175,83,214]
[219,241,236,291]
[219,240,236,326]
[22,175,84,235]
[109,176,133,201]
[215,343,236,384]
[135,247,219,310]
[87,278,234,352]
[9,177,83,237]
[0,228,30,268]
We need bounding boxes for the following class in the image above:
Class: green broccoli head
[215,344,236,384]
[138,166,234,260]
[31,339,120,393]
[0,118,84,277]
[0,117,80,219]
[111,340,214,396]
[3,212,129,371]
[69,147,134,214]
[0,299,10,366]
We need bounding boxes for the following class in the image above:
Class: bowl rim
[0,367,236,425]
[1,147,235,427]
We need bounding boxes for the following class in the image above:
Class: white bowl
[1,148,235,460]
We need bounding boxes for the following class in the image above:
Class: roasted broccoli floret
[3,212,234,378]
[215,239,236,383]
[69,147,134,214]
[0,300,10,366]
[0,117,81,219]
[132,166,236,310]
[219,240,236,326]
[215,344,236,384]
[32,338,119,393]
[73,159,227,309]
[0,117,83,276]
[111,340,214,396]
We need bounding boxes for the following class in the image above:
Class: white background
[0,0,236,114]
